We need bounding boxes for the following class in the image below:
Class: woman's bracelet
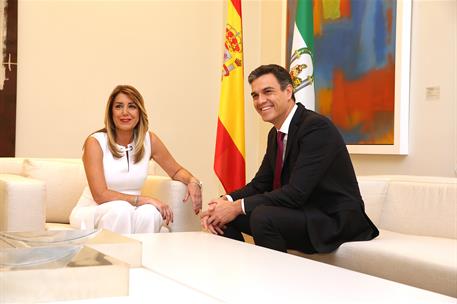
[171,167,184,179]
[189,179,203,189]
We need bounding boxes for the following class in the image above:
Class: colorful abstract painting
[286,0,411,154]
[314,0,397,145]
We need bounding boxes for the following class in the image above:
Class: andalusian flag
[289,0,315,110]
[214,0,245,193]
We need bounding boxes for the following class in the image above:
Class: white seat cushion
[291,229,457,297]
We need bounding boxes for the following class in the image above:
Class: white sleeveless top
[75,131,151,207]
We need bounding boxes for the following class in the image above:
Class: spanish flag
[214,0,245,193]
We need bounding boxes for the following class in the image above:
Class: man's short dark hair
[248,64,296,101]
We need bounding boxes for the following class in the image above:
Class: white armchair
[0,158,200,232]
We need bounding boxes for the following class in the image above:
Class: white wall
[15,0,263,204]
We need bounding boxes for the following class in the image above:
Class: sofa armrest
[141,176,201,232]
[0,174,46,231]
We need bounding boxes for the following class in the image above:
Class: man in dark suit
[201,64,379,253]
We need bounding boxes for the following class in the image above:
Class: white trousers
[93,201,163,234]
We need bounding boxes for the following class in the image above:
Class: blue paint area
[386,0,397,56]
[314,0,396,90]
[338,124,369,143]
[357,0,377,75]
[374,0,387,66]
[314,18,360,88]
[315,0,367,91]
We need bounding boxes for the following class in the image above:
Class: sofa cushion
[23,159,87,224]
[291,229,457,298]
[357,177,389,227]
[380,178,457,239]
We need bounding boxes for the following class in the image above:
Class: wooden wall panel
[0,0,18,156]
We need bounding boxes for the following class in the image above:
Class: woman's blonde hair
[103,85,149,163]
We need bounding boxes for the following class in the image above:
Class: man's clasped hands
[200,197,243,235]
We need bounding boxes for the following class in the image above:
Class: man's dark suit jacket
[229,103,379,253]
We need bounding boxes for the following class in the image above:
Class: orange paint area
[340,0,351,18]
[317,88,333,116]
[320,56,395,144]
[314,0,323,36]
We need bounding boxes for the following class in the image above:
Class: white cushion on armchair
[141,176,201,232]
[0,174,46,231]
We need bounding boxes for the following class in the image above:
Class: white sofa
[0,157,201,232]
[2,159,456,297]
[290,175,457,298]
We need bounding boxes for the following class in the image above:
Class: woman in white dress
[70,85,202,233]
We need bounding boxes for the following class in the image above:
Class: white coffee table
[131,232,456,303]
[54,232,456,303]
[52,264,221,304]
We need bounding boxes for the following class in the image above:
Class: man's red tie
[273,131,285,189]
